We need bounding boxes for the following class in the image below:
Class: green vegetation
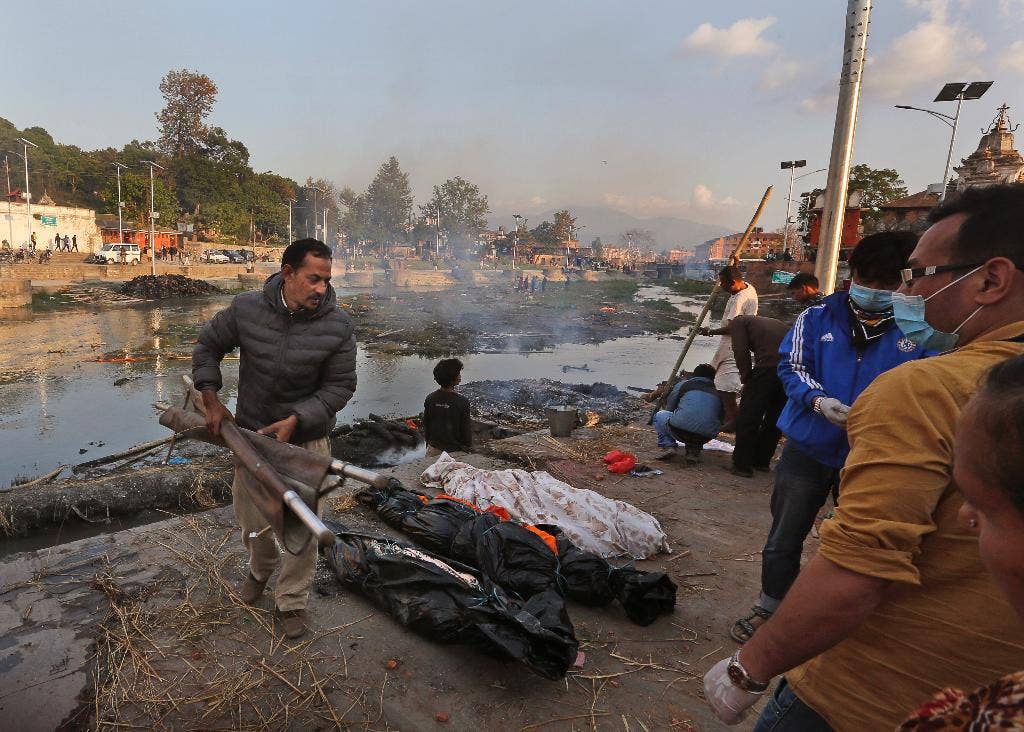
[665,278,715,296]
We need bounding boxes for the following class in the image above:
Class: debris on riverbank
[461,378,644,429]
[346,279,691,357]
[330,415,425,467]
[120,274,222,299]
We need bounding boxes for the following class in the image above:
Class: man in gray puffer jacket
[193,239,356,639]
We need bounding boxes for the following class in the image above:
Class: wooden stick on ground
[3,464,69,491]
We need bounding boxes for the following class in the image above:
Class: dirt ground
[0,420,805,731]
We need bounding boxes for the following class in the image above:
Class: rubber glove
[816,397,851,427]
[703,657,765,725]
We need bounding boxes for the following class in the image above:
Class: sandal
[729,605,773,644]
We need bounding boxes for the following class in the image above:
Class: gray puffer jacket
[192,272,357,443]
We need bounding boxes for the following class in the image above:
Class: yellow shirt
[787,321,1024,732]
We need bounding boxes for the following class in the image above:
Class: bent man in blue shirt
[653,363,724,465]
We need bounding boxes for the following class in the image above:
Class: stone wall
[2,202,103,252]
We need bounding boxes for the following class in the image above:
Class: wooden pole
[650,186,773,416]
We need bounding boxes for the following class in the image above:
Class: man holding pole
[192,238,357,639]
[700,266,758,426]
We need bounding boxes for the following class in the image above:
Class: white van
[98,243,141,264]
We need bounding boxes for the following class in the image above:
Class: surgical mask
[891,266,985,352]
[848,283,893,312]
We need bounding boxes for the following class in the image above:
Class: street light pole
[815,0,872,295]
[141,160,164,276]
[113,162,127,245]
[17,138,38,248]
[895,81,992,201]
[512,214,524,270]
[285,198,296,244]
[780,160,806,255]
[4,154,12,246]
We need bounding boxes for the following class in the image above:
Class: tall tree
[552,210,576,242]
[156,69,218,156]
[848,163,908,228]
[530,220,559,245]
[365,156,413,248]
[419,176,490,252]
[590,237,603,258]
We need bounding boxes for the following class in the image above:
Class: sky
[3,0,1023,234]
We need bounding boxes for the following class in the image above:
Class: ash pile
[461,379,642,428]
[330,414,425,468]
[119,275,222,299]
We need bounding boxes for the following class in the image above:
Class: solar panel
[934,83,968,102]
[962,81,993,100]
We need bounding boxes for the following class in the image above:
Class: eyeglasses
[898,263,985,285]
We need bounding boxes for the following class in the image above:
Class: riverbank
[0,418,785,731]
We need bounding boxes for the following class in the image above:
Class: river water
[0,284,718,487]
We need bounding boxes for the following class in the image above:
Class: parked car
[202,249,230,263]
[221,249,246,263]
[96,243,141,264]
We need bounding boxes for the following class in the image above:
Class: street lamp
[284,198,296,244]
[141,160,164,276]
[304,185,325,243]
[512,214,525,270]
[779,162,826,255]
[4,153,15,246]
[17,138,38,249]
[895,80,993,200]
[113,162,127,245]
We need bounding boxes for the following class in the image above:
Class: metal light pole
[284,198,296,244]
[141,160,164,276]
[4,154,13,246]
[434,205,442,259]
[780,160,805,255]
[895,81,993,201]
[512,214,524,270]
[113,162,127,244]
[17,138,38,248]
[304,185,325,242]
[816,0,872,295]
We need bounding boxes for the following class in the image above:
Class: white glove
[703,657,764,725]
[816,397,851,427]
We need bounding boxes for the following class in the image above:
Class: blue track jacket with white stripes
[775,291,929,469]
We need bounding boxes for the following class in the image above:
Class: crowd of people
[676,183,1024,729]
[183,184,1024,727]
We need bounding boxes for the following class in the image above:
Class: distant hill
[492,205,735,249]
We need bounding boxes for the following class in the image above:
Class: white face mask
[891,266,985,352]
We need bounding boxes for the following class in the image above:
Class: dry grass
[89,514,387,730]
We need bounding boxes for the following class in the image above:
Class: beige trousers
[232,436,331,612]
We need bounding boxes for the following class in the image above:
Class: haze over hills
[491,205,735,250]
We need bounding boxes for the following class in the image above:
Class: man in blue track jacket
[729,231,930,644]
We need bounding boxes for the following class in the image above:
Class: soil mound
[119,275,222,299]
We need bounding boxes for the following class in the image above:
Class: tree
[590,237,603,258]
[530,220,559,245]
[100,171,178,228]
[364,156,413,249]
[848,163,908,228]
[552,210,576,242]
[419,176,490,253]
[156,69,218,156]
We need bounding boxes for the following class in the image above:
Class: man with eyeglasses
[704,183,1024,731]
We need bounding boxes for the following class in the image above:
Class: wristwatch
[812,396,824,415]
[727,651,769,693]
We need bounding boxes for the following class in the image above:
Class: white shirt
[713,283,759,366]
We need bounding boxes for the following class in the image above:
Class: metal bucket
[546,405,578,438]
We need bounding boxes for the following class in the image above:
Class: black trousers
[733,366,787,471]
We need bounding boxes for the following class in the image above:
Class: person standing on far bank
[192,238,356,640]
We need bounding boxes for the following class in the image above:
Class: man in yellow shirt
[703,183,1024,730]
